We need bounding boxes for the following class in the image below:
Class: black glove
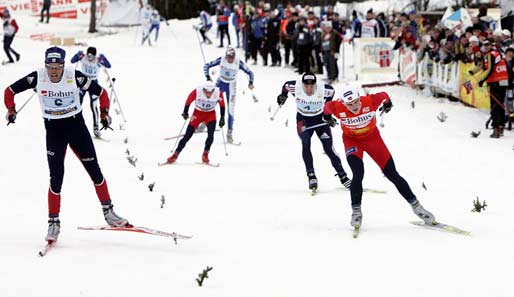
[6,108,16,125]
[100,108,113,130]
[323,114,337,127]
[478,80,484,87]
[248,82,254,90]
[380,100,393,113]
[277,94,287,106]
[206,75,212,82]
[219,117,225,128]
[182,112,189,120]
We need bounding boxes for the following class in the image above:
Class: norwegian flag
[41,90,48,96]
[379,50,390,68]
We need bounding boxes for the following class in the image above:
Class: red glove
[464,81,473,94]
[6,107,16,125]
[100,108,112,130]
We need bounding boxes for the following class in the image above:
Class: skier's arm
[277,80,296,105]
[324,84,335,102]
[371,92,392,112]
[203,57,221,81]
[183,89,197,116]
[474,53,494,85]
[218,91,226,118]
[70,51,84,63]
[4,71,38,110]
[98,54,112,68]
[239,60,254,84]
[75,71,110,111]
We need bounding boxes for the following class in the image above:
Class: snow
[1,17,514,297]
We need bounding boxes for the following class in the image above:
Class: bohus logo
[41,90,74,98]
[362,43,395,67]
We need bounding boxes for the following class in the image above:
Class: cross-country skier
[70,46,112,138]
[323,85,435,229]
[276,72,351,193]
[146,7,168,43]
[165,81,226,164]
[195,10,213,44]
[1,9,20,65]
[140,4,153,46]
[203,47,254,143]
[3,46,129,243]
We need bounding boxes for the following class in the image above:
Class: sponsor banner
[459,61,491,110]
[0,0,106,20]
[399,47,416,86]
[353,38,399,77]
[415,53,459,98]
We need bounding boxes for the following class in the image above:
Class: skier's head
[225,47,236,63]
[339,85,361,113]
[86,47,97,61]
[302,72,317,96]
[202,81,216,98]
[45,46,66,83]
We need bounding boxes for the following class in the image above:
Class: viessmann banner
[0,0,106,19]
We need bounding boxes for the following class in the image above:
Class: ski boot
[45,217,61,242]
[202,150,210,164]
[337,172,352,189]
[489,127,500,138]
[166,152,179,164]
[350,206,363,228]
[307,172,318,194]
[410,200,436,225]
[93,126,101,138]
[102,204,129,227]
[227,129,234,144]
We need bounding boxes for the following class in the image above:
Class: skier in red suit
[323,85,436,229]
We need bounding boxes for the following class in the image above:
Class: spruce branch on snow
[437,112,447,122]
[148,182,155,192]
[411,101,415,109]
[138,173,144,181]
[470,131,481,138]
[422,182,427,191]
[127,156,137,167]
[196,266,213,287]
[119,123,125,131]
[123,137,128,144]
[160,195,165,208]
[472,196,487,212]
[125,149,130,155]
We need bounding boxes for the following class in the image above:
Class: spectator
[40,0,51,23]
[501,29,513,53]
[1,9,20,65]
[294,17,312,73]
[359,9,378,38]
[217,2,231,47]
[321,21,339,84]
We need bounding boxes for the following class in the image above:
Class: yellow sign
[459,62,490,110]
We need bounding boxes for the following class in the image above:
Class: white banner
[353,38,399,79]
[416,53,460,98]
[399,47,417,86]
[0,0,106,20]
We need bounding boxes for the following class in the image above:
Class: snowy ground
[1,17,514,297]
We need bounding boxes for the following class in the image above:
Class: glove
[206,75,212,82]
[78,50,84,58]
[464,81,473,94]
[277,94,287,106]
[181,112,189,120]
[219,117,225,128]
[6,107,16,125]
[478,80,484,87]
[507,89,513,100]
[98,54,106,62]
[323,114,337,127]
[100,108,112,130]
[248,82,254,90]
[380,100,393,113]
[334,53,340,59]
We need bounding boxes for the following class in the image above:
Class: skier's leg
[346,154,364,208]
[89,91,100,134]
[381,158,416,203]
[68,115,111,206]
[227,81,237,132]
[298,121,315,173]
[315,125,346,175]
[204,120,217,151]
[45,120,68,218]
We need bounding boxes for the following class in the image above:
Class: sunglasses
[45,64,64,70]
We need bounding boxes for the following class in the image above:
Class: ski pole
[171,118,189,153]
[270,105,281,121]
[379,109,385,128]
[220,126,229,156]
[194,28,207,64]
[7,91,36,126]
[104,69,127,122]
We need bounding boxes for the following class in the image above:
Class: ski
[195,162,220,167]
[339,187,387,194]
[38,240,56,257]
[94,136,111,143]
[158,160,172,166]
[163,129,220,141]
[410,221,471,236]
[78,225,192,243]
[228,141,242,146]
[352,226,360,238]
